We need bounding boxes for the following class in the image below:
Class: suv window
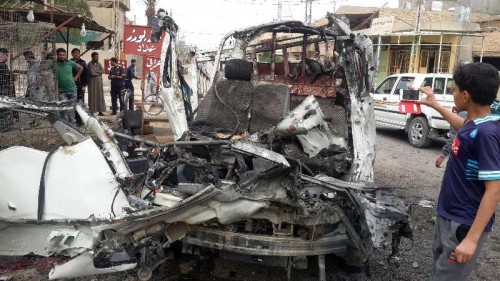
[422,77,433,88]
[395,77,415,92]
[434,78,446,95]
[446,78,454,95]
[375,77,397,94]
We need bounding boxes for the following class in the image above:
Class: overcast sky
[128,0,398,50]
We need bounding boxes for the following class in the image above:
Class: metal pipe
[318,255,326,281]
[112,132,232,148]
[283,48,289,77]
[301,34,307,78]
[271,32,276,81]
[376,35,382,73]
[66,27,69,54]
[74,104,132,179]
[480,36,485,62]
[437,34,443,73]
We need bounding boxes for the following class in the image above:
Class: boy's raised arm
[418,86,465,130]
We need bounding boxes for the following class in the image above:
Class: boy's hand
[435,155,446,168]
[418,86,438,107]
[454,237,478,263]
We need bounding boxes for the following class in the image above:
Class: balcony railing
[100,0,130,12]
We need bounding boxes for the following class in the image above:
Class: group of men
[55,47,107,121]
[53,48,141,122]
[108,57,141,115]
[0,47,141,125]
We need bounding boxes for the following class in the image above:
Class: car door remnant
[0,12,411,281]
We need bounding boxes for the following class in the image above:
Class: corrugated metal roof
[0,8,113,33]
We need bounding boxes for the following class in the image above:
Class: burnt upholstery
[249,83,290,133]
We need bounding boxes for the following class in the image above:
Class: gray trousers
[432,215,488,281]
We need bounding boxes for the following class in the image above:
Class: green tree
[138,0,159,26]
[176,38,194,65]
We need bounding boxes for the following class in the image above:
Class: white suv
[372,73,455,148]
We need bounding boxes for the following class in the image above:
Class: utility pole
[303,0,315,25]
[276,0,283,21]
[409,0,424,72]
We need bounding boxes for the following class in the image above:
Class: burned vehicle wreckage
[0,12,410,280]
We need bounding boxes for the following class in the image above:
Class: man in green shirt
[54,48,83,123]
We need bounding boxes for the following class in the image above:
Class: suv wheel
[408,117,432,148]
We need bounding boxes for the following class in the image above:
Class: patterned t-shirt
[437,114,500,231]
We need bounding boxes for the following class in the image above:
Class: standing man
[125,58,141,110]
[108,57,125,115]
[54,48,83,123]
[87,52,106,116]
[70,48,88,125]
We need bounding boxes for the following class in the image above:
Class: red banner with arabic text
[123,25,163,57]
[142,56,161,91]
[143,56,161,76]
[104,59,128,75]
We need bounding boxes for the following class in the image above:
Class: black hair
[71,48,80,54]
[0,48,8,54]
[131,59,136,63]
[56,48,66,55]
[453,62,500,106]
[91,52,99,57]
[110,57,118,63]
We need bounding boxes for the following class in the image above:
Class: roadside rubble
[0,11,411,280]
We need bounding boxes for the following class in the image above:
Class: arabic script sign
[370,16,394,35]
[144,57,161,74]
[103,59,128,75]
[123,25,163,57]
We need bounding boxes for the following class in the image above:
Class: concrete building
[86,0,131,56]
[398,0,500,15]
[327,6,486,84]
[472,16,500,69]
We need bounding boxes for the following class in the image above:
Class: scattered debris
[418,200,435,208]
